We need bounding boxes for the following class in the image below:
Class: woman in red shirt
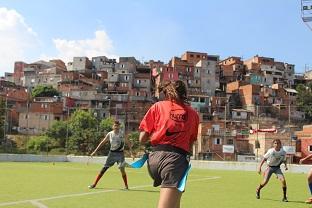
[139,80,199,208]
[300,154,312,204]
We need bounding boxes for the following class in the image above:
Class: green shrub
[27,136,54,152]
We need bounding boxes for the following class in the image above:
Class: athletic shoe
[88,184,96,189]
[305,197,312,204]
[256,189,260,199]
[282,197,288,202]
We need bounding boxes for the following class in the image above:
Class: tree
[68,110,99,155]
[99,117,114,133]
[127,131,140,151]
[32,85,60,97]
[296,83,312,121]
[27,135,54,153]
[46,120,69,148]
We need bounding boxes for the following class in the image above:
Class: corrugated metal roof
[284,88,298,93]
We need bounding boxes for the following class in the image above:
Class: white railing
[0,153,310,173]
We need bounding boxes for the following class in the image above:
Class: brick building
[295,125,312,163]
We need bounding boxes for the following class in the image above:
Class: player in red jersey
[139,80,199,208]
[299,154,312,204]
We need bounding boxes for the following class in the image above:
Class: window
[25,114,28,119]
[125,76,129,80]
[137,80,141,84]
[196,55,200,58]
[309,145,312,152]
[236,112,241,116]
[206,70,210,74]
[136,92,140,96]
[214,138,222,145]
[41,104,48,109]
[227,139,233,145]
[212,125,220,131]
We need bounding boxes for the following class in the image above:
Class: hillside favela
[0,51,311,163]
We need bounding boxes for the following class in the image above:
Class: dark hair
[272,139,281,145]
[114,120,120,125]
[158,80,188,103]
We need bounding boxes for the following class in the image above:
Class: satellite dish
[301,0,312,30]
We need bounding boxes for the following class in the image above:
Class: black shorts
[147,150,189,188]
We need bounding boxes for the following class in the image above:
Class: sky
[0,0,311,76]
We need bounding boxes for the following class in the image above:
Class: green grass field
[0,162,310,208]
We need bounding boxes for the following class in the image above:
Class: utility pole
[3,92,7,150]
[256,105,259,162]
[223,98,227,160]
[26,87,30,134]
[224,101,227,134]
[65,107,69,155]
[288,95,291,145]
[288,94,292,163]
[107,97,111,118]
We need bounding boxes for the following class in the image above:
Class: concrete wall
[0,154,66,162]
[0,154,310,174]
[190,160,311,174]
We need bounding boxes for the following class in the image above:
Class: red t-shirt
[139,100,199,153]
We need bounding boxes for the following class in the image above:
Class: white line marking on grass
[189,176,221,182]
[30,200,49,208]
[0,176,220,207]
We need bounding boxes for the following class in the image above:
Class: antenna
[301,0,312,31]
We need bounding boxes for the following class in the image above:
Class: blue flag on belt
[177,164,191,192]
[128,153,148,168]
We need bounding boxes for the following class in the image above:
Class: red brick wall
[296,125,312,160]
[301,138,312,159]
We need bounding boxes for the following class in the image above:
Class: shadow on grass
[88,187,158,193]
[261,198,306,204]
[124,189,158,193]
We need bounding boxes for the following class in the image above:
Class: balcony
[206,129,237,136]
